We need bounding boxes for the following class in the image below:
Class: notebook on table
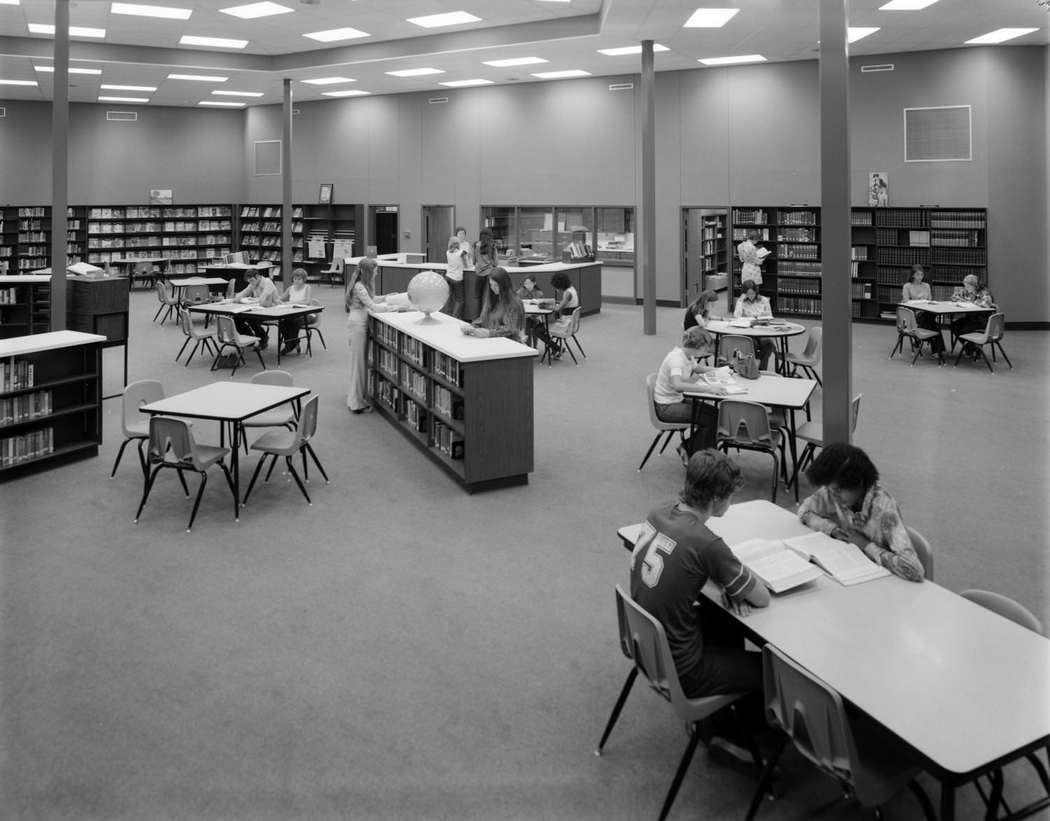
[783,531,891,586]
[730,538,824,594]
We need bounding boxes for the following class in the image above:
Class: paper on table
[706,319,730,332]
[729,317,754,328]
[732,538,823,594]
[784,531,890,586]
[700,370,748,394]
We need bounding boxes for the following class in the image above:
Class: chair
[322,257,344,287]
[959,590,1049,818]
[718,334,757,365]
[211,314,265,378]
[131,259,155,289]
[953,312,1011,373]
[547,306,585,365]
[595,586,759,821]
[240,371,297,450]
[715,399,787,502]
[180,283,210,308]
[175,307,218,366]
[745,644,935,821]
[133,415,237,532]
[790,393,863,484]
[638,373,687,471]
[109,379,165,479]
[783,326,822,385]
[890,305,944,365]
[152,280,180,324]
[905,525,934,581]
[242,395,329,506]
[281,299,327,357]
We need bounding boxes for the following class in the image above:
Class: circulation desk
[367,310,536,492]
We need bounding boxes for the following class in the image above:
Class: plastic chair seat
[891,306,944,365]
[249,428,298,456]
[110,379,166,479]
[953,313,1011,373]
[243,395,329,506]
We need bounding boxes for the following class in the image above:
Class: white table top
[900,300,994,316]
[0,330,107,357]
[523,301,554,315]
[169,277,229,287]
[619,500,1050,778]
[706,319,807,338]
[140,381,309,423]
[0,275,51,284]
[189,301,322,318]
[370,310,537,363]
[683,372,816,410]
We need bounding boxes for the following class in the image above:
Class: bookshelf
[0,330,104,479]
[0,206,85,273]
[367,311,536,492]
[732,206,822,317]
[237,204,305,265]
[701,213,728,279]
[0,275,52,339]
[296,203,361,280]
[84,204,233,275]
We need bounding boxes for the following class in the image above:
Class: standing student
[736,231,765,286]
[345,257,395,414]
[473,229,499,317]
[463,267,525,341]
[444,231,469,319]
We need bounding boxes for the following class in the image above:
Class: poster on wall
[332,239,354,260]
[868,172,888,207]
[148,188,173,205]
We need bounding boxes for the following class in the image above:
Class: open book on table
[700,367,748,394]
[730,538,823,594]
[783,531,891,586]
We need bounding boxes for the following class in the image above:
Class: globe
[407,269,450,322]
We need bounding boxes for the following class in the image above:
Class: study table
[188,301,324,366]
[704,319,806,375]
[103,256,170,286]
[140,380,310,513]
[618,500,1050,821]
[900,300,995,350]
[168,276,229,303]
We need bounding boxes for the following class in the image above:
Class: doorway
[682,207,729,314]
[422,205,454,263]
[368,205,399,255]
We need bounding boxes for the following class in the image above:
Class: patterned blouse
[951,285,995,309]
[797,483,925,582]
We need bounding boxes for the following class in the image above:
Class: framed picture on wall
[148,188,173,205]
[318,183,333,205]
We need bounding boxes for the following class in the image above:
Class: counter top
[0,330,107,357]
[370,310,537,363]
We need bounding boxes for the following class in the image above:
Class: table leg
[786,407,800,501]
[232,421,241,519]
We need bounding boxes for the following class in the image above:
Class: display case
[595,207,635,267]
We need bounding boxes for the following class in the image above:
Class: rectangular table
[618,501,1050,821]
[140,381,310,513]
[189,302,324,365]
[169,276,230,303]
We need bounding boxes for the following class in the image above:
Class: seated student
[538,271,581,358]
[463,267,525,342]
[683,289,720,330]
[233,268,279,348]
[797,443,924,582]
[950,274,996,354]
[654,327,728,458]
[901,264,944,355]
[277,267,313,354]
[630,449,770,758]
[733,279,775,370]
[517,276,543,300]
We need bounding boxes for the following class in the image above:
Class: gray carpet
[1,285,1047,820]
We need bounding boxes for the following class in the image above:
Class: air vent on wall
[861,64,894,73]
[904,105,972,162]
[0,107,5,118]
[428,96,448,104]
[609,82,634,91]
[107,110,137,122]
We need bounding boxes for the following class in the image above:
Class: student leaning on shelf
[345,257,396,415]
[630,449,769,762]
[797,443,925,582]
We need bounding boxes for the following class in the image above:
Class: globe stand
[416,311,441,325]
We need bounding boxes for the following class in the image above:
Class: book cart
[366,311,536,492]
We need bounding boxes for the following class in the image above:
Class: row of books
[778,227,817,242]
[930,212,985,229]
[1,427,54,467]
[432,385,464,421]
[433,352,462,387]
[17,232,47,243]
[780,244,819,260]
[778,261,822,276]
[1,359,36,391]
[240,206,304,219]
[732,227,771,241]
[402,336,426,367]
[374,377,401,414]
[776,296,821,315]
[777,277,821,295]
[88,221,202,234]
[0,390,52,425]
[432,421,464,460]
[733,209,768,224]
[405,400,427,434]
[400,363,427,403]
[850,246,869,260]
[777,210,818,226]
[877,247,929,265]
[874,209,927,227]
[256,237,305,248]
[933,247,986,265]
[372,321,399,348]
[14,258,48,271]
[376,348,399,380]
[88,206,214,219]
[18,220,45,231]
[851,281,874,299]
[930,230,980,247]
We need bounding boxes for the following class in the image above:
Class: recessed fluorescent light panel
[0,0,21,5]
[111,3,192,20]
[220,2,293,19]
[179,35,248,48]
[531,69,591,79]
[439,79,494,87]
[848,27,880,43]
[35,65,104,75]
[965,27,1038,45]
[168,73,228,82]
[407,11,480,29]
[598,44,669,56]
[878,0,938,9]
[28,23,107,38]
[483,56,548,67]
[101,84,157,91]
[698,54,766,66]
[301,76,355,85]
[0,79,38,86]
[386,68,445,77]
[212,90,264,97]
[322,89,371,97]
[199,100,245,107]
[303,27,369,42]
[99,96,148,102]
[684,8,739,28]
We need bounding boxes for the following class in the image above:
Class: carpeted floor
[1,284,1047,820]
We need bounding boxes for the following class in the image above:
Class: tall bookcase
[701,214,728,279]
[732,206,822,317]
[367,311,535,492]
[298,203,361,271]
[0,275,51,339]
[0,330,104,479]
[0,206,85,273]
[237,205,305,265]
[84,204,233,274]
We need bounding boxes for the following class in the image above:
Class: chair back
[177,306,198,337]
[154,280,173,304]
[984,312,1005,342]
[122,379,164,437]
[307,297,323,326]
[568,306,582,335]
[614,586,690,712]
[801,327,823,361]
[849,393,863,434]
[250,370,293,387]
[961,589,1043,635]
[720,334,757,362]
[147,415,201,469]
[215,314,237,344]
[333,258,344,273]
[645,373,681,432]
[896,305,918,333]
[183,284,209,305]
[717,400,774,446]
[762,644,857,783]
[297,394,320,444]
[226,279,237,299]
[904,526,934,581]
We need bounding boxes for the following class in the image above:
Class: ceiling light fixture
[698,54,766,66]
[847,27,880,43]
[212,90,265,97]
[322,89,371,97]
[199,100,246,107]
[220,2,293,19]
[406,11,481,28]
[99,95,148,102]
[28,23,107,38]
[168,73,229,82]
[965,27,1038,44]
[301,76,355,85]
[597,44,669,56]
[0,79,38,86]
[683,8,739,28]
[878,0,939,9]
[110,3,192,20]
[303,27,370,42]
[439,79,494,87]
[531,69,591,79]
[386,68,445,77]
[483,56,548,67]
[179,35,249,49]
[34,65,104,75]
[101,83,157,91]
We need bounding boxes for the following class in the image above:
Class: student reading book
[783,531,889,586]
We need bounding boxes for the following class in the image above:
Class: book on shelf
[730,538,824,594]
[783,531,890,586]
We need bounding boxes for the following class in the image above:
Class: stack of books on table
[731,530,890,593]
